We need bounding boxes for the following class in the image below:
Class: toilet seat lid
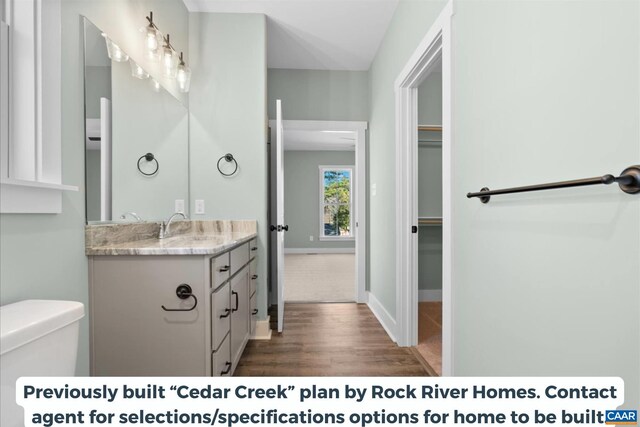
[0,300,84,355]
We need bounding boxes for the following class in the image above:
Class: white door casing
[394,1,454,376]
[275,100,285,333]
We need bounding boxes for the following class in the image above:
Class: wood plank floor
[234,303,430,376]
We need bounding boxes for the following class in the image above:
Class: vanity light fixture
[140,12,191,92]
[176,52,191,93]
[142,11,163,61]
[102,34,129,62]
[129,60,150,80]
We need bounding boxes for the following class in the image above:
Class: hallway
[235,303,430,376]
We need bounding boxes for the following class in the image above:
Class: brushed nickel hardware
[158,212,187,239]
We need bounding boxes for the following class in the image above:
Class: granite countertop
[85,220,257,256]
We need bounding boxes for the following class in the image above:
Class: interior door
[275,99,285,333]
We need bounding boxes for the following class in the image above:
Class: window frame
[318,165,355,241]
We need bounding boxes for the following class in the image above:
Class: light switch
[309,235,314,241]
[371,183,377,196]
[195,199,205,214]
[175,199,185,213]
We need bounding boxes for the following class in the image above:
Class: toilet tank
[0,300,85,427]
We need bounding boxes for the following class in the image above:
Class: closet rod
[467,165,640,204]
[418,217,442,225]
[418,125,442,132]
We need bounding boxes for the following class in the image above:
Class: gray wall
[189,12,269,320]
[84,66,110,119]
[0,0,189,375]
[268,69,369,121]
[284,150,356,249]
[110,60,189,221]
[368,0,447,315]
[369,0,639,408]
[452,0,638,407]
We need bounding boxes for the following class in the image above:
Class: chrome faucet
[120,212,143,222]
[159,212,188,239]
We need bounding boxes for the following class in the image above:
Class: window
[319,166,354,240]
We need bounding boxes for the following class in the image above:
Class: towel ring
[137,153,159,176]
[217,153,238,176]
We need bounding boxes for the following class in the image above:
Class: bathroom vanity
[86,220,259,376]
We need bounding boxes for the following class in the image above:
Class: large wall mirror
[83,17,189,223]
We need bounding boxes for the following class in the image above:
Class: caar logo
[605,410,637,425]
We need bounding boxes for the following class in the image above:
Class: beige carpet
[284,253,355,302]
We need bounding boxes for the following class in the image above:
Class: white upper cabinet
[0,0,78,214]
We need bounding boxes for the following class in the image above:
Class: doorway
[394,1,453,376]
[268,116,368,332]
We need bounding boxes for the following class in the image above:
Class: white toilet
[0,300,84,427]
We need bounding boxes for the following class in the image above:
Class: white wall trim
[250,316,273,340]
[419,289,442,302]
[394,0,454,376]
[269,119,368,305]
[0,0,76,214]
[284,248,355,254]
[367,291,397,343]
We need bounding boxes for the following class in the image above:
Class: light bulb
[129,60,149,79]
[176,61,191,93]
[162,46,177,78]
[143,26,162,61]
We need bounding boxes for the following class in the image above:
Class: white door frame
[268,119,368,304]
[394,1,454,376]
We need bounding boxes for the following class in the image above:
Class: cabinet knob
[219,308,231,319]
[219,265,230,272]
[252,309,258,315]
[251,247,258,251]
[251,274,258,280]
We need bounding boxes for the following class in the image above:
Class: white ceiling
[284,129,355,151]
[182,0,399,71]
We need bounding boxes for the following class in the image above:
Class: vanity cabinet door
[211,253,230,289]
[230,243,249,275]
[230,266,249,371]
[212,332,232,376]
[250,293,257,336]
[249,239,258,259]
[90,256,206,376]
[249,258,257,297]
[211,282,231,351]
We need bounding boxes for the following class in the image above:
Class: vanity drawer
[249,258,257,297]
[230,243,249,274]
[250,293,257,336]
[212,332,232,377]
[211,253,230,289]
[211,281,231,351]
[249,239,258,258]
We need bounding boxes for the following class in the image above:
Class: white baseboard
[419,289,442,301]
[284,247,355,254]
[366,291,397,343]
[250,316,272,340]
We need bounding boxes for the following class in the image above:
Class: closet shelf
[418,217,442,226]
